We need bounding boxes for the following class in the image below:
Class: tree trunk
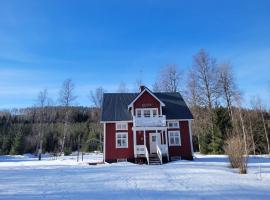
[260,110,270,154]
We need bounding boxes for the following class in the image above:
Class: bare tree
[59,79,77,107]
[35,89,49,160]
[190,49,219,145]
[59,79,77,155]
[192,49,219,110]
[235,94,248,156]
[154,64,182,92]
[218,62,237,122]
[251,97,270,154]
[90,87,105,108]
[152,82,161,92]
[134,70,144,92]
[117,82,129,93]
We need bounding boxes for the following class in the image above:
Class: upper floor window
[136,108,158,118]
[137,110,142,117]
[153,109,157,117]
[116,122,128,130]
[143,110,151,117]
[168,121,179,128]
[169,131,181,146]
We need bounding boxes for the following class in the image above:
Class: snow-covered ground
[0,153,269,200]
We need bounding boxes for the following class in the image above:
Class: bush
[224,134,248,174]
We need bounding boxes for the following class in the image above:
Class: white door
[150,133,158,154]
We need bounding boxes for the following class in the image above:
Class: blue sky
[0,0,270,108]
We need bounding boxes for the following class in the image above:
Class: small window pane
[144,110,150,117]
[153,110,157,117]
[137,110,141,117]
[117,139,121,145]
[175,137,180,144]
[170,137,174,145]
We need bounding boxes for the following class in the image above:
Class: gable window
[136,108,159,118]
[116,122,128,130]
[152,109,157,117]
[169,131,181,146]
[136,110,142,117]
[143,110,151,117]
[116,132,128,148]
[168,121,179,128]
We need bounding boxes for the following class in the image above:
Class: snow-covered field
[0,153,269,200]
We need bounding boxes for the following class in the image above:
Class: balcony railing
[133,115,166,127]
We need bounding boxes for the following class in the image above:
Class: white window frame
[136,108,159,118]
[116,132,128,148]
[168,121,180,128]
[168,131,181,146]
[116,122,128,130]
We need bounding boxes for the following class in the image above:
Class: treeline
[1,48,269,158]
[191,106,270,155]
[0,107,102,155]
[184,49,270,155]
[151,49,270,155]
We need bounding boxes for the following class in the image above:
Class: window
[169,131,181,146]
[168,121,179,128]
[116,122,128,130]
[116,132,128,148]
[152,109,157,117]
[143,110,151,117]
[136,108,158,117]
[136,110,142,117]
[151,135,156,142]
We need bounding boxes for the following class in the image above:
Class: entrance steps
[149,154,161,165]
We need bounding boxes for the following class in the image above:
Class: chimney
[140,85,145,92]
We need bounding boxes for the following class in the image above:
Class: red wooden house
[101,86,193,165]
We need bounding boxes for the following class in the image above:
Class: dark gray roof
[101,92,193,121]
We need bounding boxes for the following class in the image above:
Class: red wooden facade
[102,88,193,163]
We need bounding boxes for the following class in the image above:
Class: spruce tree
[10,132,24,155]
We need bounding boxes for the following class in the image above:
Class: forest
[0,49,269,158]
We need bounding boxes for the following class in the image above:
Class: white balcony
[133,115,166,127]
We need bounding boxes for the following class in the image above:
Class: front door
[149,133,158,154]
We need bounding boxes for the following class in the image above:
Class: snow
[0,153,269,200]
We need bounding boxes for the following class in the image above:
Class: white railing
[133,115,166,127]
[135,145,145,155]
[135,145,149,165]
[159,144,168,154]
[156,145,163,165]
[145,145,149,165]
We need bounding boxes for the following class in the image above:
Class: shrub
[224,134,249,174]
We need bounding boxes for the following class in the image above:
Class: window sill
[116,146,129,149]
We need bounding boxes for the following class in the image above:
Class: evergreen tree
[199,132,211,154]
[210,126,223,154]
[10,131,24,155]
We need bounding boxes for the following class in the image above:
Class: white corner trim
[103,122,106,162]
[188,120,194,156]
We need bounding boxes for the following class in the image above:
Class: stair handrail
[144,145,149,165]
[156,144,163,165]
